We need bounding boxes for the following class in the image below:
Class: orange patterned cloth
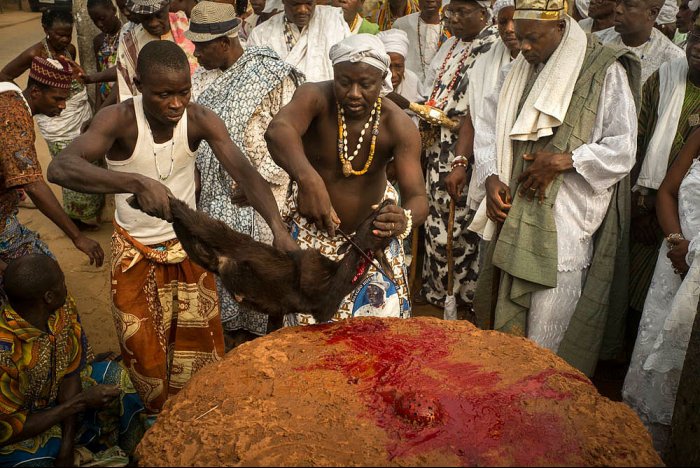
[0,90,43,222]
[110,223,223,414]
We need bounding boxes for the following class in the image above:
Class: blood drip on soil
[302,319,585,465]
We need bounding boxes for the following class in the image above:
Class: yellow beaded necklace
[337,98,382,177]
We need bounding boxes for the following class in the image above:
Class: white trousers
[528,269,587,352]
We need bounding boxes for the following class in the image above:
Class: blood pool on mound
[136,317,662,467]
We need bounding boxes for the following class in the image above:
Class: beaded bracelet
[666,232,685,248]
[397,208,413,240]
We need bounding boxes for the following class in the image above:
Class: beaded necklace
[337,98,382,177]
[144,118,176,181]
[349,14,360,32]
[283,17,299,52]
[426,39,472,109]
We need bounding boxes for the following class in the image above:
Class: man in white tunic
[595,0,683,83]
[247,0,350,82]
[392,0,448,83]
[378,29,422,102]
[473,0,641,377]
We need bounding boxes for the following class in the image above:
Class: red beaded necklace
[426,40,472,109]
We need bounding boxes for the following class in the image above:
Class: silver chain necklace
[146,118,176,181]
[153,141,175,181]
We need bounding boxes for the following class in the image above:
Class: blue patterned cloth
[0,360,145,467]
[195,47,304,335]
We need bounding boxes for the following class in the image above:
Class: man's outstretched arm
[264,83,340,235]
[47,104,176,221]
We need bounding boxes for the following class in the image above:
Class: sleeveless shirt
[106,95,196,245]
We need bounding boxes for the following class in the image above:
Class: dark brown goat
[165,198,392,323]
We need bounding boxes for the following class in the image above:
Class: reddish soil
[136,317,662,467]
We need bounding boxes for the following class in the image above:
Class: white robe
[578,17,593,33]
[473,59,637,351]
[395,68,422,103]
[466,39,514,210]
[392,12,442,84]
[595,27,685,83]
[247,5,350,82]
[623,158,700,452]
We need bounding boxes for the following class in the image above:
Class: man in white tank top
[48,40,297,415]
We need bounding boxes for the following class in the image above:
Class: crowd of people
[0,0,698,464]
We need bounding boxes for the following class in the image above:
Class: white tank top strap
[107,95,197,245]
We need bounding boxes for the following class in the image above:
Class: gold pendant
[342,160,353,177]
[689,114,700,127]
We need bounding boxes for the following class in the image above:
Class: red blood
[300,318,587,466]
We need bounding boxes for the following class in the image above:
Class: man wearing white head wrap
[264,32,428,325]
[329,33,394,94]
[378,29,422,102]
[392,0,451,83]
[655,0,680,40]
[596,0,683,83]
[417,0,498,314]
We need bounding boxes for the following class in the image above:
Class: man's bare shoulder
[381,97,418,140]
[91,99,136,134]
[291,81,334,106]
[185,101,221,127]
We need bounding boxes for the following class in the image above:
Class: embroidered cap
[126,0,170,16]
[185,1,241,42]
[29,57,72,89]
[513,0,567,20]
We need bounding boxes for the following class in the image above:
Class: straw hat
[185,1,241,43]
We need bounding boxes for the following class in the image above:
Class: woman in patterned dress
[88,0,122,109]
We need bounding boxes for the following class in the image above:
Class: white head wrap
[377,29,410,58]
[329,34,393,95]
[575,0,590,18]
[657,0,679,24]
[492,0,515,17]
[263,0,283,13]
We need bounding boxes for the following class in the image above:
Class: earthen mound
[136,317,662,466]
